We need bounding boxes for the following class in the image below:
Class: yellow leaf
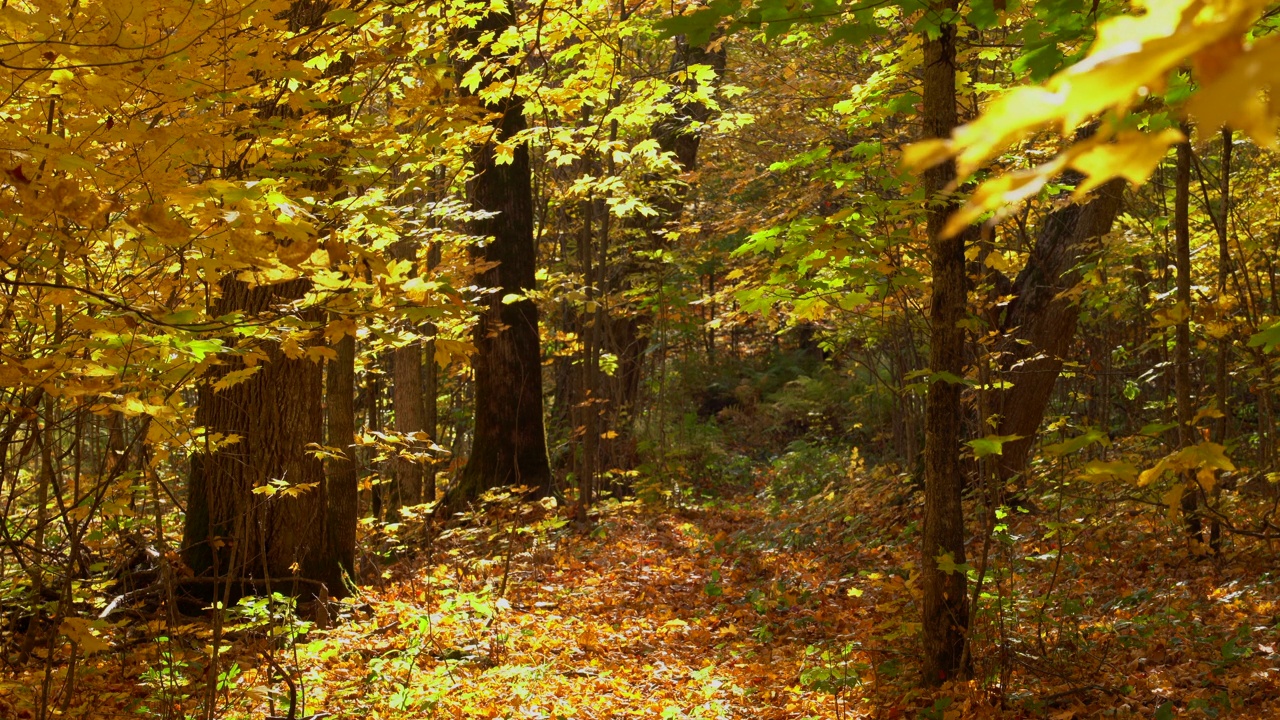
[1078,459,1139,484]
[1162,484,1184,521]
[59,618,110,655]
[1068,128,1184,196]
[942,159,1064,237]
[899,138,952,172]
[1192,405,1225,425]
[212,366,260,392]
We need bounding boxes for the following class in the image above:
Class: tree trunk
[392,342,425,509]
[182,277,341,597]
[389,239,429,511]
[422,242,442,502]
[451,8,552,503]
[920,3,973,685]
[991,174,1125,483]
[1210,128,1232,550]
[1174,133,1202,542]
[326,329,358,584]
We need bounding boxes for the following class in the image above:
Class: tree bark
[1210,128,1232,551]
[389,237,426,512]
[991,174,1125,484]
[1174,133,1202,542]
[182,277,341,597]
[326,329,357,583]
[422,241,442,502]
[920,4,973,685]
[451,8,552,503]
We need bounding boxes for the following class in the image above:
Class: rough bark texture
[992,175,1125,483]
[451,9,552,503]
[920,6,972,685]
[325,331,358,583]
[182,278,340,596]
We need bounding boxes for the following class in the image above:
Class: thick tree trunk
[326,330,357,583]
[920,4,972,685]
[182,277,340,597]
[991,175,1125,483]
[451,9,552,503]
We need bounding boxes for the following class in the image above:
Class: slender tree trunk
[182,278,340,596]
[326,329,358,583]
[1174,133,1202,543]
[920,2,972,685]
[1211,128,1232,550]
[451,8,552,503]
[422,241,442,502]
[391,344,424,509]
[389,240,426,511]
[367,357,385,521]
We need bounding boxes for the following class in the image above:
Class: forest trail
[307,489,908,720]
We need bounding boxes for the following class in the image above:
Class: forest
[2,0,1280,717]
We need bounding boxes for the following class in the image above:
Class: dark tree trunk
[1210,128,1232,551]
[326,330,357,583]
[991,175,1125,484]
[1174,133,1201,541]
[920,2,973,685]
[422,241,442,502]
[182,278,341,597]
[653,35,727,173]
[451,8,552,503]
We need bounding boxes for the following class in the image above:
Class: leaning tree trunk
[920,1,973,685]
[183,278,341,596]
[991,172,1125,484]
[450,7,552,503]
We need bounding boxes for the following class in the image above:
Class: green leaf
[1138,422,1178,437]
[1248,320,1280,352]
[1042,427,1107,457]
[967,0,999,30]
[966,434,1022,458]
[934,552,971,575]
[655,0,740,45]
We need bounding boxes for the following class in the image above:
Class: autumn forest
[3,0,1280,717]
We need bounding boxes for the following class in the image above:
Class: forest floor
[5,470,1280,719]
